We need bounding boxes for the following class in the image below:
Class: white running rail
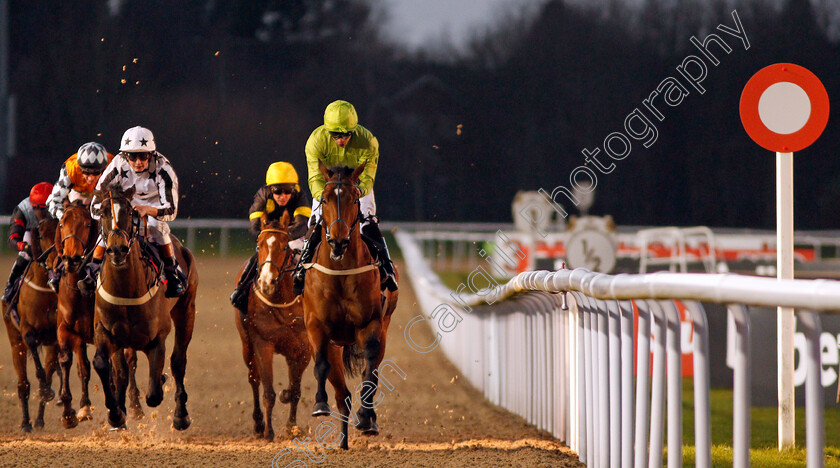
[396,231,836,468]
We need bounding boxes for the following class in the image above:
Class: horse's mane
[327,166,356,181]
[262,219,288,232]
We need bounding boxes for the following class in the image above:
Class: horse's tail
[342,343,366,378]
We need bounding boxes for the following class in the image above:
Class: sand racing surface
[0,254,581,467]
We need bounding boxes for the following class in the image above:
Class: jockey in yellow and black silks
[294,100,397,295]
[230,162,311,311]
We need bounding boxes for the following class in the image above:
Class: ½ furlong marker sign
[740,62,829,452]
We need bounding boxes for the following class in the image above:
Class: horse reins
[252,228,301,310]
[301,179,377,276]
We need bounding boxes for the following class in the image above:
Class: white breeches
[310,189,376,228]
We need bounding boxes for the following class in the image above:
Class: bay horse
[303,162,399,450]
[234,212,311,440]
[91,187,197,430]
[54,200,143,428]
[2,216,60,432]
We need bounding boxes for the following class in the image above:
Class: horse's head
[57,200,96,273]
[94,187,137,266]
[255,213,293,295]
[34,216,58,268]
[318,161,365,261]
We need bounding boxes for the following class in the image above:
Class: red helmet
[29,182,53,207]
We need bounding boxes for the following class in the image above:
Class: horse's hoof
[108,410,126,429]
[279,389,292,404]
[145,393,163,408]
[62,413,79,429]
[34,418,45,430]
[173,415,191,431]
[312,401,331,417]
[357,420,379,436]
[108,424,127,432]
[254,421,265,436]
[40,387,55,402]
[21,422,32,433]
[284,425,303,438]
[263,430,275,442]
[77,406,93,422]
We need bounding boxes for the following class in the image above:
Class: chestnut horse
[303,163,399,450]
[235,213,310,440]
[91,187,197,430]
[54,201,143,428]
[2,216,60,432]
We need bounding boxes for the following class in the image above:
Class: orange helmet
[29,182,53,207]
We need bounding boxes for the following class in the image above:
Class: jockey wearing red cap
[2,182,53,303]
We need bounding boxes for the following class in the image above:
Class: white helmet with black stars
[120,126,156,152]
[77,142,109,173]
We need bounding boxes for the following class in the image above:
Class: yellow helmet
[323,100,358,133]
[266,161,299,187]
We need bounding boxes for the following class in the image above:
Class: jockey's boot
[2,253,30,303]
[230,253,258,312]
[159,243,186,298]
[77,246,106,295]
[47,258,63,294]
[361,222,398,292]
[293,224,321,296]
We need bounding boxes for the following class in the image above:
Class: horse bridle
[256,228,295,280]
[99,194,138,257]
[57,208,96,273]
[321,180,361,242]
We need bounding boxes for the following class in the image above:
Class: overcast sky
[377,0,549,52]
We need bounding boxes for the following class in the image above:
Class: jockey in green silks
[293,100,398,295]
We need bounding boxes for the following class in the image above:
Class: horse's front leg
[308,327,331,417]
[326,345,351,450]
[57,331,79,428]
[356,320,385,436]
[282,343,310,435]
[23,331,54,404]
[144,337,166,408]
[92,329,126,428]
[34,344,59,428]
[7,325,32,432]
[76,340,94,422]
[253,338,276,441]
[125,349,144,418]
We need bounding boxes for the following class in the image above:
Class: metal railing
[396,230,838,468]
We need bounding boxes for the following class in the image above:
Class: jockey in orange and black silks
[47,142,114,220]
[294,100,397,295]
[78,126,185,298]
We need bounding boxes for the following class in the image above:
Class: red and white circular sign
[739,63,829,153]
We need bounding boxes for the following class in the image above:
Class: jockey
[229,161,311,311]
[78,126,185,298]
[46,142,113,292]
[294,100,397,295]
[2,182,53,303]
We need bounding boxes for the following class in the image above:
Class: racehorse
[91,187,197,430]
[235,213,311,440]
[302,162,399,450]
[2,216,59,432]
[55,200,143,428]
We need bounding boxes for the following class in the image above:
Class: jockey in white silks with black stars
[78,126,185,298]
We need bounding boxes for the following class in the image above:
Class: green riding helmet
[323,100,358,133]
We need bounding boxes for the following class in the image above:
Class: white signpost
[740,63,829,450]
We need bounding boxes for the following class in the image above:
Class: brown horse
[302,163,399,450]
[54,201,143,428]
[91,187,197,430]
[2,216,60,432]
[235,213,311,441]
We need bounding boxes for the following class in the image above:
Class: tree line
[6,0,840,229]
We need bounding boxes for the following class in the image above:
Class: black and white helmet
[77,142,109,173]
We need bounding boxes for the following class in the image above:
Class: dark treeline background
[5,0,840,229]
